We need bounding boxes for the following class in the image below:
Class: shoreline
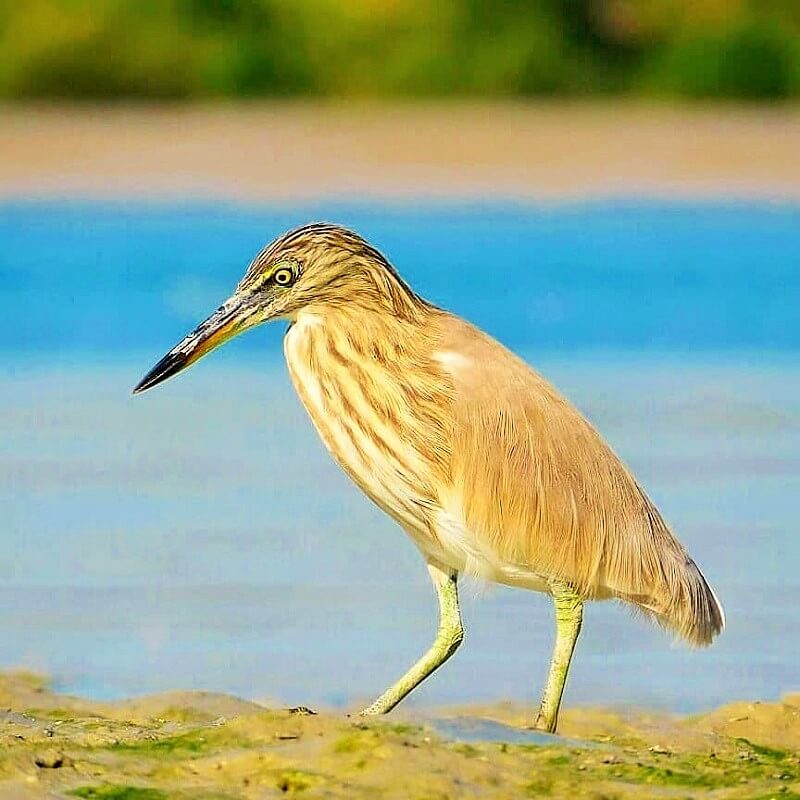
[1,672,798,798]
[2,102,800,202]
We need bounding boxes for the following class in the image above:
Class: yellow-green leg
[533,579,584,733]
[360,562,462,716]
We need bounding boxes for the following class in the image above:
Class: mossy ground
[1,672,798,799]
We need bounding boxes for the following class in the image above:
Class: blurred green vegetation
[0,0,798,100]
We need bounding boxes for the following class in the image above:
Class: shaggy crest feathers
[239,223,427,320]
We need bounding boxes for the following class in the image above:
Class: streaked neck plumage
[282,297,453,541]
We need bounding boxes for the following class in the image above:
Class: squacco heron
[133,223,724,732]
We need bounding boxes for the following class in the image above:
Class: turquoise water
[1,201,798,712]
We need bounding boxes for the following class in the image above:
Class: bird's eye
[273,267,294,286]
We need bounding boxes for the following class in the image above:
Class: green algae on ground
[736,737,794,761]
[69,787,169,800]
[607,760,727,788]
[23,707,85,721]
[331,732,368,754]
[110,726,250,758]
[332,720,427,755]
[382,722,424,736]
[451,742,482,758]
[746,794,800,800]
[1,673,799,799]
[273,769,323,792]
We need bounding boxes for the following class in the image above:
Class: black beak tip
[131,372,158,396]
[131,352,187,397]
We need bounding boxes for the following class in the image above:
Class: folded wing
[438,315,724,645]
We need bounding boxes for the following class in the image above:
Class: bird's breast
[283,313,444,538]
[282,312,553,589]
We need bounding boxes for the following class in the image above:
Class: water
[1,201,798,713]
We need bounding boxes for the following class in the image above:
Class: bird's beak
[132,294,259,395]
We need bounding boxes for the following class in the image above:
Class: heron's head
[132,223,421,394]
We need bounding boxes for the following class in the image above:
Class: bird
[133,223,724,733]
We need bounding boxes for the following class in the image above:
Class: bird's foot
[530,711,557,734]
[357,701,390,717]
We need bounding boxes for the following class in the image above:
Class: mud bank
[0,672,798,798]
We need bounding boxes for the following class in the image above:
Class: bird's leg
[359,562,462,716]
[533,579,584,733]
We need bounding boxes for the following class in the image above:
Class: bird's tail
[602,488,725,647]
[620,553,725,647]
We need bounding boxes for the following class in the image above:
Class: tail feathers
[624,558,725,646]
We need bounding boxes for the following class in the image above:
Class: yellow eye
[273,267,294,286]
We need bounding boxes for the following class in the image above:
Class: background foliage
[1,0,799,100]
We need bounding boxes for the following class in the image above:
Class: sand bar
[1,102,799,202]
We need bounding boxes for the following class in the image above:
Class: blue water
[3,200,799,356]
[1,201,798,713]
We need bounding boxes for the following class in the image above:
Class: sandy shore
[1,102,799,202]
[0,672,798,799]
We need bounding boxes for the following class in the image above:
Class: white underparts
[433,504,550,593]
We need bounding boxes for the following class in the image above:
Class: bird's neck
[282,293,451,540]
[293,264,436,342]
[299,259,433,325]
[285,289,446,394]
[292,299,435,352]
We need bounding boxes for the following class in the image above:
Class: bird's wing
[434,313,723,645]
